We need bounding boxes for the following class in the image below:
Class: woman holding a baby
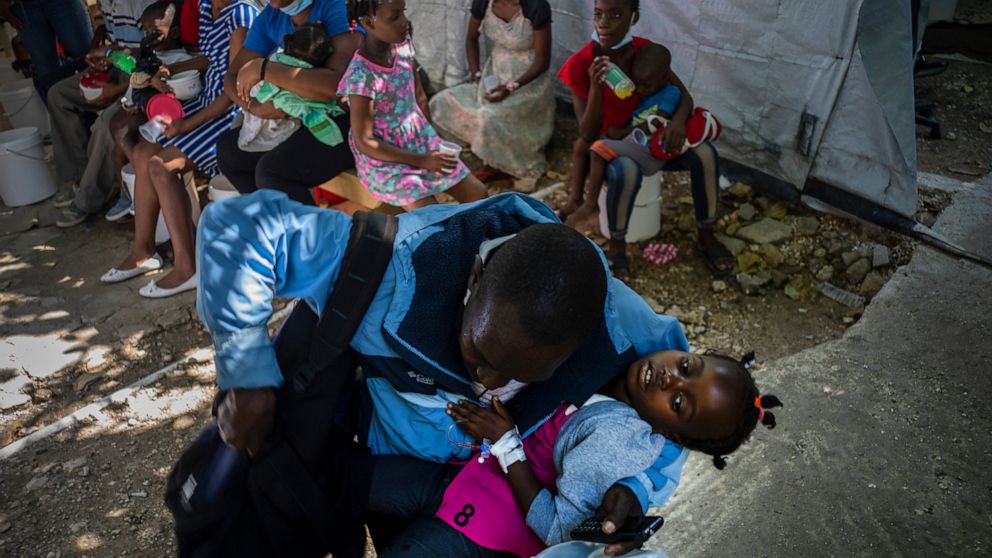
[214,0,359,205]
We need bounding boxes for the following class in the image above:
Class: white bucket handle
[0,89,36,118]
[0,143,48,162]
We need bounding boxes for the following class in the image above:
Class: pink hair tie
[757,408,766,423]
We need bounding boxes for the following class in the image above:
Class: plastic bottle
[105,49,137,74]
[603,62,634,99]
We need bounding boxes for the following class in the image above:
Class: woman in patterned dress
[101,0,258,298]
[428,0,554,188]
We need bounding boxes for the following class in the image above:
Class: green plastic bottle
[105,48,136,74]
[603,62,634,99]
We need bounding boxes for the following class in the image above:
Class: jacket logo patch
[407,370,435,386]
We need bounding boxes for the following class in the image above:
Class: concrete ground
[651,174,992,557]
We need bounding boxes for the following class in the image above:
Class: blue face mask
[591,14,636,50]
[277,0,312,17]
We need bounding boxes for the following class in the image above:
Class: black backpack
[165,211,398,558]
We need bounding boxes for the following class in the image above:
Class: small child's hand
[419,151,458,174]
[447,398,515,443]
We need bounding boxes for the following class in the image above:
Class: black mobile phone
[570,515,664,545]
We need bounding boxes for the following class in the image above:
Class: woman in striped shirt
[103,0,258,299]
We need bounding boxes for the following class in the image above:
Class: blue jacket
[196,191,690,509]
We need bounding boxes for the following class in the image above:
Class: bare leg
[561,137,591,218]
[402,196,437,211]
[606,237,630,282]
[445,174,487,203]
[115,138,163,271]
[145,146,197,289]
[566,152,608,230]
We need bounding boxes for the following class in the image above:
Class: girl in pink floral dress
[339,0,487,209]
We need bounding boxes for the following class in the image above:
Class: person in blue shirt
[196,190,692,554]
[216,0,359,205]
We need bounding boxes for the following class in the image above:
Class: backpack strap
[292,210,398,393]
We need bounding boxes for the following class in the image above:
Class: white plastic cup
[139,117,167,143]
[483,75,500,94]
[437,140,462,157]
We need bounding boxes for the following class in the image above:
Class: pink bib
[436,403,574,557]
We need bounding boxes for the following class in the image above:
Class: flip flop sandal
[697,241,735,276]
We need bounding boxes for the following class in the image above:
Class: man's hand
[217,388,276,458]
[446,398,515,443]
[596,484,644,556]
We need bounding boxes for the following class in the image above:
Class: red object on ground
[180,0,200,48]
[313,188,347,206]
[146,93,185,122]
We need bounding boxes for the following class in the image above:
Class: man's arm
[197,191,354,454]
[196,190,354,390]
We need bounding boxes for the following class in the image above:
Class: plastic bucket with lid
[0,79,51,137]
[598,172,662,243]
[0,127,57,207]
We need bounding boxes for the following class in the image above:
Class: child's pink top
[337,39,470,206]
[435,403,574,557]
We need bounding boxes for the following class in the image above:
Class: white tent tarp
[408,0,917,217]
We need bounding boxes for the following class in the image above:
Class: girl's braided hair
[346,0,383,24]
[677,352,783,470]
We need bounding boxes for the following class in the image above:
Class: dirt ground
[1,12,991,558]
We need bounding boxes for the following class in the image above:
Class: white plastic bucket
[121,164,201,244]
[208,174,239,201]
[0,127,57,207]
[0,79,51,137]
[122,163,170,243]
[599,172,662,243]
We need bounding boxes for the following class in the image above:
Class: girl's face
[623,351,744,444]
[365,0,411,44]
[593,0,637,49]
